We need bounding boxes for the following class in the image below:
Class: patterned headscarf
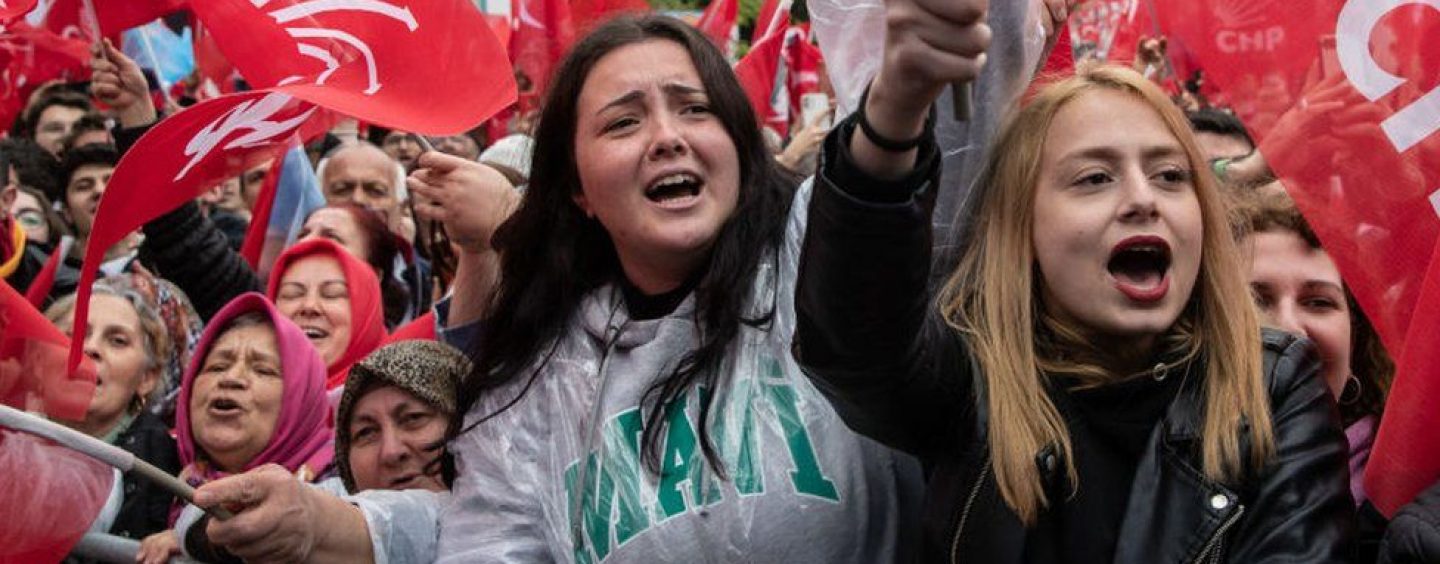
[103,272,203,421]
[334,339,468,492]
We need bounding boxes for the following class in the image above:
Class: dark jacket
[110,410,180,540]
[793,115,1356,563]
[1379,481,1440,563]
[114,125,262,320]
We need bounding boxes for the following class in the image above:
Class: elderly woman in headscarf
[136,292,334,564]
[267,238,388,395]
[44,273,192,543]
[330,339,470,494]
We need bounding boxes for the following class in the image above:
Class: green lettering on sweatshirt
[760,357,840,501]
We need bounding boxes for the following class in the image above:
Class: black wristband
[855,84,935,152]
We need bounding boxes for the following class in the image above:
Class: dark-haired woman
[184,14,922,564]
[424,14,921,563]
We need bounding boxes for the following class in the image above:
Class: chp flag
[65,0,517,377]
[1161,0,1440,516]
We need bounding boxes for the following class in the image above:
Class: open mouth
[300,326,330,341]
[644,172,703,204]
[1108,236,1172,302]
[207,397,243,416]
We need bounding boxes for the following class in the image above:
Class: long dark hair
[452,15,797,475]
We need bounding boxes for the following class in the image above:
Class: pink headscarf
[175,293,334,486]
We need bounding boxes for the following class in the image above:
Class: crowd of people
[3,0,1439,562]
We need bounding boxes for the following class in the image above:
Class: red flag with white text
[1160,0,1440,516]
[189,0,515,134]
[67,0,518,377]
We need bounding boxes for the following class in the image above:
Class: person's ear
[0,184,15,209]
[135,368,161,411]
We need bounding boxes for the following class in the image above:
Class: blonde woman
[792,0,1354,561]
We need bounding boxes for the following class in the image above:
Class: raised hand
[407,151,521,254]
[854,0,990,177]
[89,39,155,128]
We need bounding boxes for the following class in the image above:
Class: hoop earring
[131,393,147,414]
[1339,375,1362,406]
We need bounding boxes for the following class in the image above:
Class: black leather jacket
[793,116,1356,563]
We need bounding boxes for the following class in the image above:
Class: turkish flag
[572,0,648,37]
[0,20,89,131]
[0,0,38,22]
[1162,0,1440,515]
[511,0,574,98]
[696,0,738,55]
[189,0,516,135]
[42,0,185,41]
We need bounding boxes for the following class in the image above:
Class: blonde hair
[938,64,1274,524]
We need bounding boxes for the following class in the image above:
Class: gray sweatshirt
[435,181,924,563]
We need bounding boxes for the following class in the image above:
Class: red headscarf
[266,238,387,390]
[175,293,334,485]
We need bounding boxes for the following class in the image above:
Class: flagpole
[0,405,233,521]
[78,0,102,42]
[136,20,178,109]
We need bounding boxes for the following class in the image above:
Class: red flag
[696,0,738,54]
[42,0,185,41]
[192,22,236,100]
[511,0,574,98]
[752,0,789,43]
[0,0,38,22]
[1161,0,1440,515]
[65,90,336,375]
[190,0,516,135]
[0,428,113,564]
[0,20,89,135]
[483,13,511,55]
[1040,20,1076,76]
[1,281,96,421]
[784,27,823,127]
[571,0,648,37]
[69,0,519,375]
[239,152,286,268]
[734,28,787,134]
